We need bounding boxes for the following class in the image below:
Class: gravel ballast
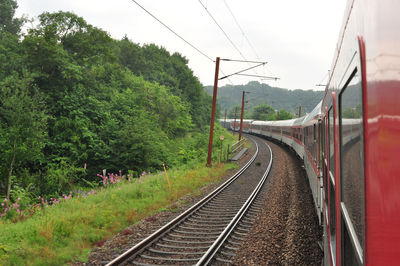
[233,139,322,265]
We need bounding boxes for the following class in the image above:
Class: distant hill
[204,81,324,116]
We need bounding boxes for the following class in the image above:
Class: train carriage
[320,0,400,264]
[291,116,306,158]
[224,1,400,264]
[301,101,323,223]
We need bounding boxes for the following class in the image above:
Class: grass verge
[0,162,236,265]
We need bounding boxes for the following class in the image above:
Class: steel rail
[106,139,259,265]
[197,141,273,265]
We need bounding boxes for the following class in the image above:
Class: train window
[329,175,336,257]
[322,118,328,200]
[339,68,364,264]
[313,124,316,141]
[328,107,335,178]
[328,107,336,259]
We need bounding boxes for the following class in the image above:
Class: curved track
[106,135,272,265]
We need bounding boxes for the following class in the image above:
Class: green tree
[251,104,275,120]
[115,38,212,128]
[0,0,23,35]
[276,109,293,120]
[0,74,47,199]
[228,105,241,119]
[268,109,293,120]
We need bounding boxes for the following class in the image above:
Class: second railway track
[107,135,272,265]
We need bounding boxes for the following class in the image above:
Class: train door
[337,37,366,265]
[318,118,323,221]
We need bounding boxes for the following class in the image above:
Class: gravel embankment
[233,140,322,265]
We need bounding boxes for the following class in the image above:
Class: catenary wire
[223,0,261,61]
[129,0,213,62]
[128,0,234,84]
[197,0,248,62]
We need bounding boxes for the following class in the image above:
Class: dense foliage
[0,3,223,201]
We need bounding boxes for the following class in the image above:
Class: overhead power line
[223,0,280,79]
[223,0,261,61]
[197,0,248,62]
[128,0,235,84]
[129,0,214,62]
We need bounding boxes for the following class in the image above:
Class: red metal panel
[332,92,341,266]
[325,106,334,266]
[363,0,400,260]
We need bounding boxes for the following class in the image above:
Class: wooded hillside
[0,3,223,200]
[204,81,324,116]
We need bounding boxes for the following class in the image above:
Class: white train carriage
[250,120,269,136]
[241,119,254,133]
[291,116,306,158]
[219,118,233,130]
[301,101,323,223]
[274,119,295,147]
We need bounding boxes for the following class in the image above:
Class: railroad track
[107,136,272,265]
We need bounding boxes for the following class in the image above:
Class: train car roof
[302,101,322,125]
[252,120,274,126]
[291,115,306,126]
[273,119,297,127]
[242,119,254,123]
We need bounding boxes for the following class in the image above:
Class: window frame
[339,66,365,265]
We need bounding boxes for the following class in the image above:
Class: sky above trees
[16,0,347,90]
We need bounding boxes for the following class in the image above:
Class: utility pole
[298,105,302,117]
[239,91,246,141]
[276,110,279,120]
[206,58,274,166]
[206,57,220,167]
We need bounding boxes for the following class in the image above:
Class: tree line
[205,81,324,115]
[0,1,221,200]
[226,104,294,121]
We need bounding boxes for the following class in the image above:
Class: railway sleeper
[223,245,239,251]
[147,248,204,256]
[238,222,253,228]
[173,229,221,235]
[161,238,215,245]
[178,225,224,231]
[230,234,244,241]
[215,257,233,264]
[155,243,210,250]
[186,218,230,224]
[232,231,248,237]
[189,215,234,221]
[226,239,241,246]
[167,233,217,240]
[195,211,236,217]
[139,254,200,262]
[220,251,237,257]
[182,221,227,228]
[235,227,250,233]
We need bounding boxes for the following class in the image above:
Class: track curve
[106,135,272,265]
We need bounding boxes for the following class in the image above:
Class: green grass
[0,162,236,265]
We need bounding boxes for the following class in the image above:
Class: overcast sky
[16,0,346,90]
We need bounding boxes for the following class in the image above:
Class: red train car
[320,0,400,264]
[244,1,400,264]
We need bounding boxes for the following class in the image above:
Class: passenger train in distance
[220,0,400,264]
